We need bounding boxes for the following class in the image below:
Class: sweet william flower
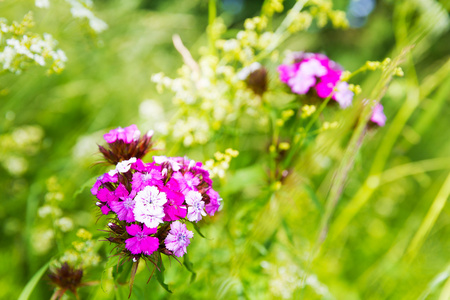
[153,156,181,171]
[103,124,141,144]
[205,188,221,216]
[132,166,163,191]
[109,157,137,175]
[172,171,200,193]
[109,184,137,223]
[279,52,354,108]
[133,186,167,228]
[164,221,193,257]
[185,191,206,222]
[125,224,159,255]
[162,185,187,222]
[98,126,155,165]
[91,172,118,196]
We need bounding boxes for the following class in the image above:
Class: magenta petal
[102,172,118,183]
[91,180,102,196]
[166,177,180,191]
[142,225,158,235]
[126,224,142,236]
[97,188,117,203]
[140,237,159,255]
[110,200,135,222]
[315,81,334,98]
[124,124,141,143]
[278,64,299,83]
[125,237,142,254]
[101,205,111,215]
[115,183,129,198]
[103,131,117,143]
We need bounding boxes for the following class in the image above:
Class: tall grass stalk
[404,172,450,261]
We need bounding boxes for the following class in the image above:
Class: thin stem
[208,0,217,55]
[404,172,450,262]
[255,0,308,61]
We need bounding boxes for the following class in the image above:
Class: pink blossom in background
[279,52,353,108]
[370,103,387,126]
[333,82,354,109]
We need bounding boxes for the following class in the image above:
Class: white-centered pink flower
[164,221,193,257]
[185,190,206,222]
[133,186,167,228]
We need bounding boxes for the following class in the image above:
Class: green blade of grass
[404,172,450,261]
[18,260,51,300]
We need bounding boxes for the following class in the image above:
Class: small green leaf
[192,222,207,238]
[155,254,172,293]
[183,253,197,282]
[73,176,97,199]
[117,260,133,285]
[105,255,121,269]
[18,260,51,300]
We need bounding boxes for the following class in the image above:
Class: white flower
[35,0,50,8]
[185,191,206,222]
[133,186,167,228]
[109,157,137,175]
[153,156,181,171]
[134,186,167,213]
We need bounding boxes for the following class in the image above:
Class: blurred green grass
[1,0,449,299]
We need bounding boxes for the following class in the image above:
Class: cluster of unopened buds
[91,124,221,265]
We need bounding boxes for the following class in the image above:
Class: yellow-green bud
[279,142,290,150]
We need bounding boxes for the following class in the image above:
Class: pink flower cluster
[278,52,354,108]
[92,128,221,259]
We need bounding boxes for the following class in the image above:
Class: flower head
[103,125,141,144]
[109,184,137,223]
[125,224,159,255]
[98,125,155,165]
[164,221,193,257]
[185,191,206,222]
[279,52,353,108]
[133,186,167,228]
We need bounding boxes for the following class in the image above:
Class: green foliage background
[1,0,449,299]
